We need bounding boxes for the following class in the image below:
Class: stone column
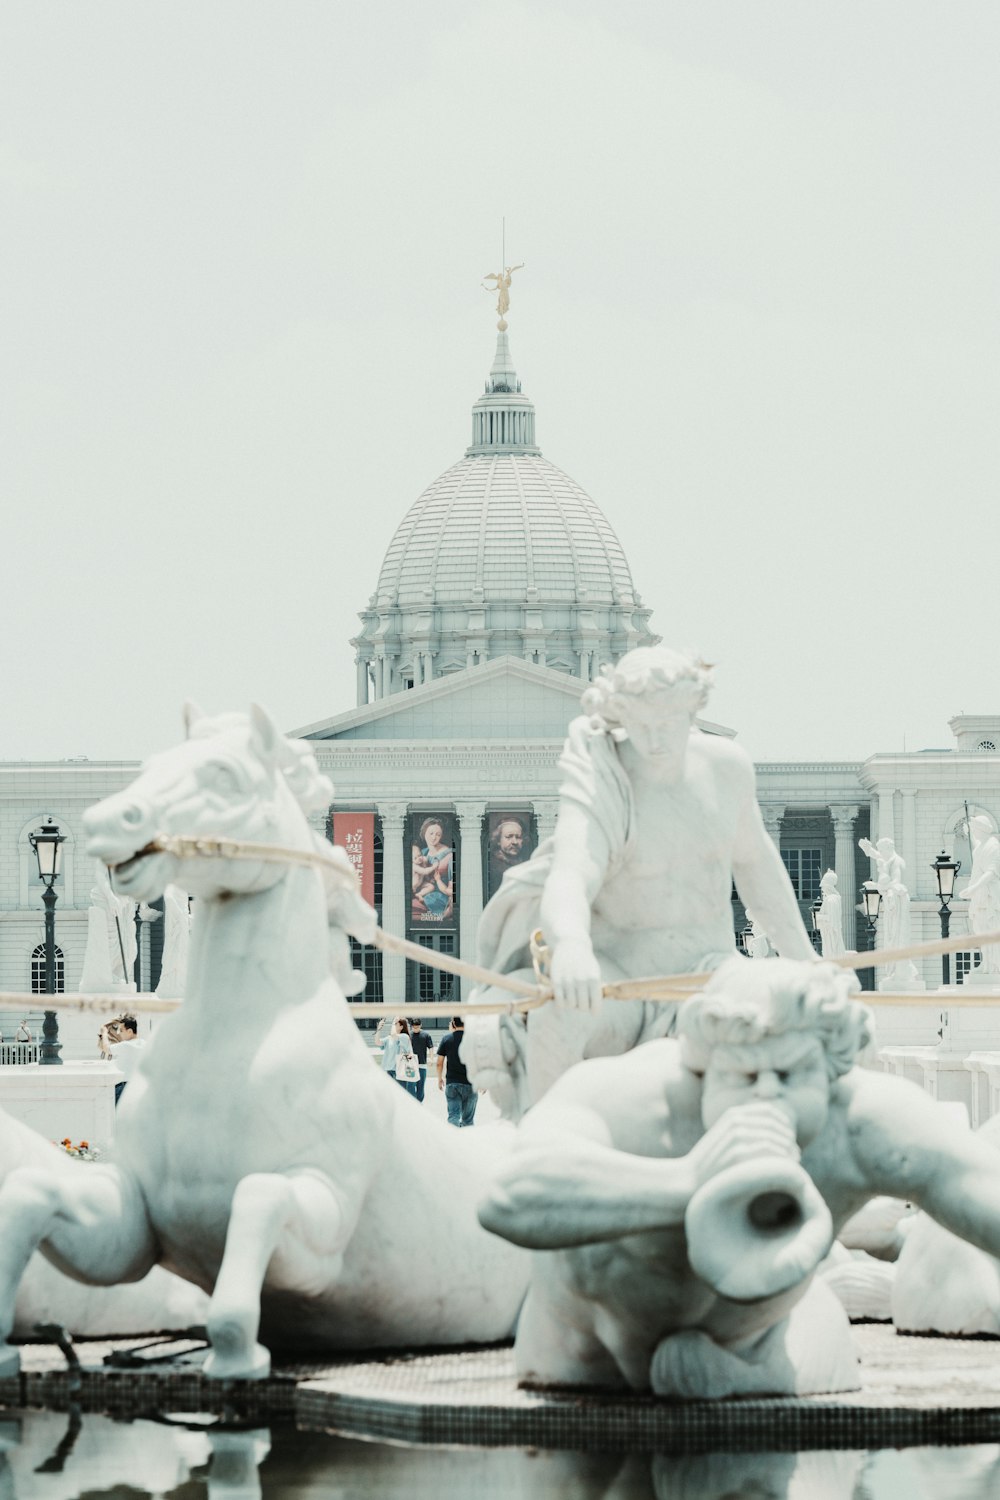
[901,790,918,898]
[374,655,385,700]
[831,805,859,950]
[875,790,894,846]
[761,807,783,849]
[534,801,558,845]
[378,803,407,1003]
[456,801,484,1002]
[355,658,369,707]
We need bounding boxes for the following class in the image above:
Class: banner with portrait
[485,810,536,902]
[408,812,457,929]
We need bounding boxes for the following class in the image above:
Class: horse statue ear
[249,703,283,767]
[183,700,207,738]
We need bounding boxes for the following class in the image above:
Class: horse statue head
[83,703,335,904]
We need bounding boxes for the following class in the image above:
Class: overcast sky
[4,2,997,765]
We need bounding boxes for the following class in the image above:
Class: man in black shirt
[409,1018,435,1103]
[436,1016,477,1127]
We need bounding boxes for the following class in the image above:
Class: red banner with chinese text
[332,813,376,908]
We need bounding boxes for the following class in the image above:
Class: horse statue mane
[183,701,372,992]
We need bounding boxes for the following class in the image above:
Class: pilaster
[455,801,485,1001]
[831,805,859,950]
[761,807,784,849]
[378,802,407,1001]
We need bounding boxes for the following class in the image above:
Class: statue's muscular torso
[589,734,751,978]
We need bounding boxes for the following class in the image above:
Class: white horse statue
[0,704,529,1379]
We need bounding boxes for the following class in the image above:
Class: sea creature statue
[465,646,815,1115]
[0,704,528,1380]
[478,957,1000,1399]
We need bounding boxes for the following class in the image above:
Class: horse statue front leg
[204,1168,348,1380]
[0,1163,158,1375]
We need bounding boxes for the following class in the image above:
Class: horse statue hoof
[203,1341,271,1381]
[0,1343,21,1378]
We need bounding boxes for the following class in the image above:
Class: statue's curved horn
[183,700,207,738]
[685,1157,833,1304]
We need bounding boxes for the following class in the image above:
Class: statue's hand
[550,938,603,1013]
[688,1103,799,1194]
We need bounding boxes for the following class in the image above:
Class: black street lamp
[931,850,961,987]
[28,821,66,1066]
[860,882,881,988]
[810,894,823,954]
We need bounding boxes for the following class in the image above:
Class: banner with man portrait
[485,810,535,902]
[408,812,457,929]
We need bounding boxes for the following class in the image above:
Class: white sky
[3,1,997,764]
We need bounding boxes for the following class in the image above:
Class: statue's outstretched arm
[855,1075,1000,1260]
[858,838,878,862]
[732,786,814,961]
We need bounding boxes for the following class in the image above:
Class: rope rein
[4,832,996,1018]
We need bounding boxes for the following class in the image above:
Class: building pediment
[293,658,587,743]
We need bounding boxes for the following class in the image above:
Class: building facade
[3,325,999,1051]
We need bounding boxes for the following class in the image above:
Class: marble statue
[478,956,1000,1399]
[465,647,815,1114]
[0,705,529,1382]
[858,836,920,990]
[960,815,1000,978]
[816,870,845,959]
[483,262,523,326]
[891,1110,1000,1336]
[80,862,138,992]
[0,1106,208,1339]
[745,908,772,959]
[77,877,115,994]
[155,883,191,999]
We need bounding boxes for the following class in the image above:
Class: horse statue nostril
[121,805,146,828]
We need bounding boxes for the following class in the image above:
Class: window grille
[30,944,64,995]
[780,848,824,901]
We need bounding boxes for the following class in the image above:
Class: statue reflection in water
[5,1416,1000,1500]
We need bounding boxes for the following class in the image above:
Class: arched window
[30,944,64,995]
[978,740,996,752]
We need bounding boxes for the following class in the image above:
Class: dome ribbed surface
[375,453,637,609]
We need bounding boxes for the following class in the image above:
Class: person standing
[436,1016,477,1127]
[98,1013,144,1106]
[379,1015,418,1096]
[409,1018,435,1102]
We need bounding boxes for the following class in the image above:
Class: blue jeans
[393,1076,418,1099]
[415,1067,427,1102]
[445,1081,477,1127]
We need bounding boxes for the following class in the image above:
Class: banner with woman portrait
[408,812,457,928]
[485,811,535,902]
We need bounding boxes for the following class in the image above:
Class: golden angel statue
[483,263,524,328]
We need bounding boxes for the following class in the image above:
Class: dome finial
[482,263,523,332]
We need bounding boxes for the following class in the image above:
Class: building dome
[353,327,657,700]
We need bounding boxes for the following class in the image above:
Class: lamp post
[931,851,961,987]
[810,894,823,954]
[860,882,881,991]
[28,821,66,1066]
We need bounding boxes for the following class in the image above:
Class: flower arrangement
[54,1139,102,1161]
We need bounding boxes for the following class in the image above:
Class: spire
[467,264,539,456]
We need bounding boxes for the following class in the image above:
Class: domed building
[350,328,657,700]
[297,321,668,1009]
[2,303,1000,1086]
